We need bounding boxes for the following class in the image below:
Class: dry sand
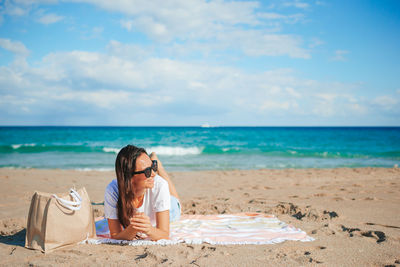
[0,167,399,266]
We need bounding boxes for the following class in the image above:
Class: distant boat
[201,123,211,128]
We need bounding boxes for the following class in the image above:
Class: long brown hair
[115,145,147,228]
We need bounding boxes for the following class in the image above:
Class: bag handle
[52,188,82,211]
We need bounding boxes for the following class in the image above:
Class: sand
[0,167,399,266]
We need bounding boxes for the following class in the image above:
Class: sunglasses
[132,160,158,178]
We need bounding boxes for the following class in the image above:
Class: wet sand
[0,167,400,266]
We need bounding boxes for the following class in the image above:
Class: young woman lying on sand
[104,145,181,241]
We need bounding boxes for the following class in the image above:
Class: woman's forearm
[111,224,169,241]
[147,226,169,241]
[111,225,138,240]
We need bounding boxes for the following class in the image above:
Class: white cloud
[169,30,310,58]
[76,0,260,26]
[79,26,103,40]
[37,13,64,24]
[349,103,367,115]
[285,87,301,98]
[311,93,369,117]
[3,2,29,16]
[70,0,262,43]
[283,1,310,9]
[1,0,311,59]
[373,95,398,111]
[269,85,281,94]
[309,37,324,48]
[106,40,152,60]
[74,0,309,58]
[0,0,59,20]
[1,39,387,125]
[260,100,297,111]
[120,19,134,31]
[222,30,310,58]
[53,90,134,109]
[14,0,58,4]
[0,38,30,57]
[257,12,304,24]
[331,50,349,61]
[316,93,337,101]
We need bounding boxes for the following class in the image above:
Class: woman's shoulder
[150,175,169,196]
[106,179,118,190]
[153,175,168,188]
[105,179,118,200]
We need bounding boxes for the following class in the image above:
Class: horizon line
[1,125,400,128]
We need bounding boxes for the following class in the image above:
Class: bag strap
[52,188,82,211]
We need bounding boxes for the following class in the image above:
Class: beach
[0,167,399,266]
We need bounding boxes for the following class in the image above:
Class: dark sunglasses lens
[144,167,152,178]
[152,160,158,171]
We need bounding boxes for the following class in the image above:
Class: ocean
[0,127,399,171]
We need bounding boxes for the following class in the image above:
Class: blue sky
[0,0,399,126]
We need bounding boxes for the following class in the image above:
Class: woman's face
[131,153,156,190]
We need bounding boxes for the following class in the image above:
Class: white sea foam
[222,147,240,152]
[103,147,120,154]
[147,146,202,156]
[11,143,36,149]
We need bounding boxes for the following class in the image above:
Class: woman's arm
[150,152,180,199]
[130,210,170,241]
[107,219,138,240]
[108,210,169,241]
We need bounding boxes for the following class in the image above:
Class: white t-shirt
[104,175,171,227]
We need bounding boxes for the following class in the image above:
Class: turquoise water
[0,127,399,171]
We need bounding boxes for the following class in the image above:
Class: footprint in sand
[361,231,386,243]
[248,198,266,204]
[332,197,346,201]
[317,185,329,190]
[341,225,386,243]
[365,222,400,229]
[364,197,379,201]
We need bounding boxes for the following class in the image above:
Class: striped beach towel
[84,213,314,246]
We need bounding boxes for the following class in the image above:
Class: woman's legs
[170,195,181,222]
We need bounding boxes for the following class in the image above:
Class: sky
[0,0,399,126]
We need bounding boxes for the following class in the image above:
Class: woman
[104,145,181,241]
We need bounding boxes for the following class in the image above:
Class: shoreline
[1,167,399,265]
[0,165,398,172]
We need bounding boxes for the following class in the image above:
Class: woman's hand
[130,212,153,236]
